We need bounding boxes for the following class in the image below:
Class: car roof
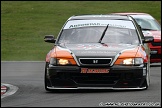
[68,14,132,21]
[112,12,150,15]
[111,12,154,19]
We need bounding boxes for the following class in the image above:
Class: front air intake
[79,58,112,65]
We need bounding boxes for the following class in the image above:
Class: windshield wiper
[98,24,109,43]
[141,28,156,31]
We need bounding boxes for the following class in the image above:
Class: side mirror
[143,36,154,43]
[44,35,56,43]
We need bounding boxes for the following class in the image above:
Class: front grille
[70,73,121,85]
[79,58,112,65]
[151,54,161,59]
[151,42,161,46]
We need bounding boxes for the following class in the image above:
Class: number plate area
[81,68,110,73]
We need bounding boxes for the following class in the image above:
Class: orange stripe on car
[50,46,77,65]
[114,46,148,64]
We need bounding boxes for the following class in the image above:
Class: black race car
[44,14,154,91]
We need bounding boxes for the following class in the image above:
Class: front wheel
[143,63,150,90]
[44,62,52,92]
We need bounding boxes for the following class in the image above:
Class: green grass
[1,1,161,61]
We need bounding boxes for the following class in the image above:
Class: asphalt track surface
[1,61,161,107]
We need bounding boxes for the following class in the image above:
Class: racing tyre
[44,62,52,92]
[143,63,150,90]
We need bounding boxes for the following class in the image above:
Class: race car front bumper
[46,64,147,90]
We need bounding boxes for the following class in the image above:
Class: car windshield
[58,26,139,45]
[58,19,140,45]
[134,18,161,31]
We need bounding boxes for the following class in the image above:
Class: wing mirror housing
[44,35,56,43]
[143,36,154,43]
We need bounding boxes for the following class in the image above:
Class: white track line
[1,83,19,99]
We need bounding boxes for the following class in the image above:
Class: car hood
[46,43,147,65]
[142,30,161,40]
[61,43,138,58]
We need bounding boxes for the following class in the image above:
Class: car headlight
[58,59,71,65]
[122,58,143,65]
[50,58,57,65]
[134,58,143,65]
[49,58,71,65]
[123,58,134,65]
